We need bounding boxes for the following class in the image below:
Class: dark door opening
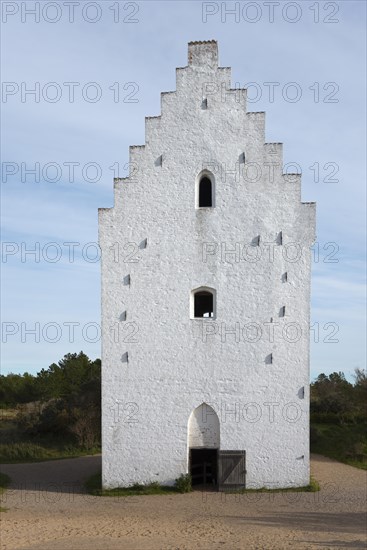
[189,448,218,488]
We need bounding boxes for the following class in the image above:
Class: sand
[0,454,366,550]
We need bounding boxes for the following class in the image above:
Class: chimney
[188,40,218,68]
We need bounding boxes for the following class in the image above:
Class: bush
[174,473,192,493]
[16,402,44,435]
[15,397,101,450]
[310,412,341,424]
[311,422,367,469]
[69,406,100,449]
[310,425,319,444]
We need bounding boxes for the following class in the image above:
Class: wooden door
[218,450,246,491]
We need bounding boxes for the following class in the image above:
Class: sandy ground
[0,454,366,550]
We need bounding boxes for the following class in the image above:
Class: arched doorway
[188,403,220,488]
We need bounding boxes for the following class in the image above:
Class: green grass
[0,471,11,511]
[86,472,320,497]
[311,423,367,470]
[85,472,179,496]
[0,442,101,464]
[0,472,11,495]
[233,476,320,494]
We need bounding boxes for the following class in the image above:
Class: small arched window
[199,177,212,207]
[196,171,215,208]
[191,287,216,318]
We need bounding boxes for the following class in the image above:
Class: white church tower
[99,41,316,490]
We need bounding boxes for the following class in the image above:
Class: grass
[85,471,320,497]
[85,472,179,496]
[0,409,18,421]
[0,472,11,512]
[0,472,11,495]
[311,423,367,470]
[234,476,320,494]
[0,442,101,464]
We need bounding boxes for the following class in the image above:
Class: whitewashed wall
[99,41,316,489]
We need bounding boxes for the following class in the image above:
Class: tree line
[0,352,101,449]
[0,352,100,405]
[310,369,366,424]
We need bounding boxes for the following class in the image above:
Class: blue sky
[1,1,366,381]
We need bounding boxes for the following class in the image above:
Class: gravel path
[0,454,366,550]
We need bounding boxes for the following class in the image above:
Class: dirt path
[1,454,366,550]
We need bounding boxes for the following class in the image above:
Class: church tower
[99,41,316,490]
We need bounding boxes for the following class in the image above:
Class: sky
[1,0,366,382]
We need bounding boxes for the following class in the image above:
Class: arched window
[199,177,212,207]
[191,287,216,318]
[196,171,215,208]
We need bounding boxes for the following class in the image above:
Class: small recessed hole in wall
[119,311,127,321]
[282,272,288,283]
[239,152,246,164]
[139,238,147,249]
[270,317,273,323]
[277,231,283,245]
[265,353,273,365]
[296,455,305,460]
[251,235,260,246]
[201,98,208,109]
[279,306,286,317]
[123,275,130,286]
[298,387,305,399]
[121,352,129,363]
[155,155,163,167]
[198,176,213,207]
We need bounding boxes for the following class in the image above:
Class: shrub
[16,402,44,435]
[175,473,192,493]
[69,406,100,449]
[310,425,319,444]
[310,412,341,424]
